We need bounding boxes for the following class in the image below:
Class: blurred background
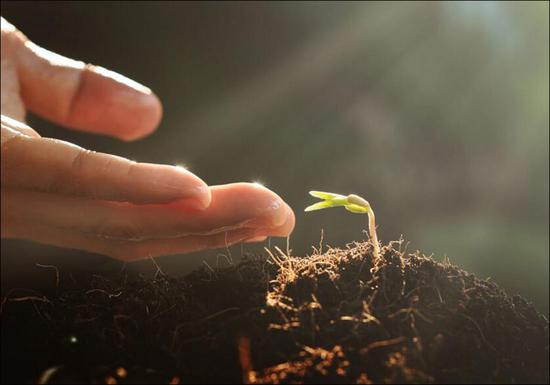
[1,1,548,314]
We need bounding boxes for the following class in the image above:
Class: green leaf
[309,191,345,200]
[304,201,334,212]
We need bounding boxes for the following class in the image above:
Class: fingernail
[115,91,163,142]
[245,199,288,228]
[92,65,152,94]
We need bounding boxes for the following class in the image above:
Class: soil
[1,240,548,384]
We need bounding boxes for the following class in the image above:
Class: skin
[0,17,295,261]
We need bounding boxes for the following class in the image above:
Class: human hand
[0,18,294,260]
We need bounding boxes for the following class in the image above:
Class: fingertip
[243,182,291,227]
[265,192,295,231]
[163,167,211,210]
[188,184,212,210]
[253,204,295,239]
[117,91,163,142]
[179,167,211,209]
[232,182,294,228]
[284,205,296,234]
[68,66,163,140]
[265,201,295,233]
[273,205,296,237]
[246,199,295,235]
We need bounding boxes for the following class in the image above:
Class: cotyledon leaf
[309,191,346,200]
[304,201,334,212]
[305,190,370,214]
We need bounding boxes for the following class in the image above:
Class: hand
[0,18,294,260]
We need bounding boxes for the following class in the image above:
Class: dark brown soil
[1,241,548,384]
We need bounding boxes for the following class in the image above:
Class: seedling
[305,191,381,261]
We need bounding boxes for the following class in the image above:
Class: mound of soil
[1,241,548,384]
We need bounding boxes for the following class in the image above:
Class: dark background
[1,1,548,314]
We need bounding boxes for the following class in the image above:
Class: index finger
[0,128,211,208]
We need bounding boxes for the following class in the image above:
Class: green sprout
[305,191,381,261]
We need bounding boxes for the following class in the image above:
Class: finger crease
[64,63,89,122]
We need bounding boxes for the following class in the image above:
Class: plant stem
[367,207,381,262]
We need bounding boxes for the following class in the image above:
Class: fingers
[1,19,26,121]
[2,220,260,260]
[5,18,161,141]
[0,115,40,144]
[0,132,211,207]
[1,183,293,241]
[2,184,295,260]
[162,183,294,235]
